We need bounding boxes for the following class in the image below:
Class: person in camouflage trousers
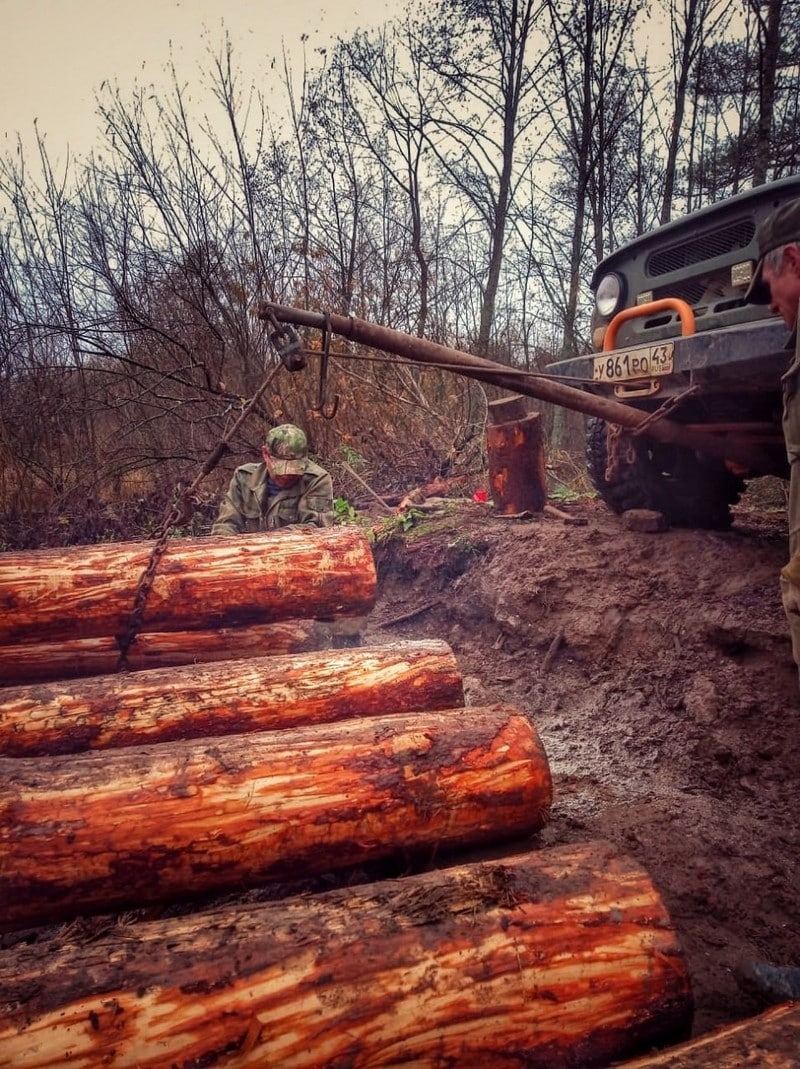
[737,198,800,1004]
[747,199,800,682]
[212,424,334,535]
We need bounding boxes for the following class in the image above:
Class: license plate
[592,342,674,382]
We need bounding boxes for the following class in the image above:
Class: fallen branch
[541,628,565,674]
[339,460,394,514]
[545,503,589,526]
[379,600,443,628]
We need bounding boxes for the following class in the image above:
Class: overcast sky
[1,0,396,160]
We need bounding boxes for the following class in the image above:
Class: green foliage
[548,482,583,503]
[340,445,367,469]
[398,507,424,532]
[374,506,425,542]
[334,496,358,522]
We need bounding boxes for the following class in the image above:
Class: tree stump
[0,841,692,1069]
[0,641,464,757]
[0,526,376,645]
[0,706,552,930]
[488,393,529,424]
[486,411,548,514]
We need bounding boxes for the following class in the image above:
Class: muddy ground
[364,487,800,1041]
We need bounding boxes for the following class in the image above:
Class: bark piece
[0,641,464,757]
[0,526,376,646]
[0,706,552,930]
[0,619,323,687]
[487,412,548,515]
[616,1002,800,1067]
[0,841,692,1069]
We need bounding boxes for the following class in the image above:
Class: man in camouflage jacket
[747,199,800,678]
[738,197,800,1003]
[212,424,334,535]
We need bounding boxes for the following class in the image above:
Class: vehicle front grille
[646,219,755,277]
[651,275,744,308]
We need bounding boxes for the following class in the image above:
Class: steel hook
[312,311,340,420]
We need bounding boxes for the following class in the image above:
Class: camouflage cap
[264,424,308,476]
[746,198,800,303]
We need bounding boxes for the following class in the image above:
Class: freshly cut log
[0,841,692,1069]
[0,640,464,757]
[486,412,548,515]
[0,619,323,687]
[0,706,551,930]
[615,1003,800,1067]
[0,526,376,646]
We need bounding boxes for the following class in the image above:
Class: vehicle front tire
[585,416,745,530]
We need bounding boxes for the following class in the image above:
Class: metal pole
[257,302,770,472]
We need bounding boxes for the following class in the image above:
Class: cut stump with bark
[0,619,324,687]
[0,705,552,930]
[487,412,548,515]
[0,526,376,646]
[0,841,692,1069]
[0,640,464,757]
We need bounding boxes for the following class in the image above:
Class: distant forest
[1,0,798,548]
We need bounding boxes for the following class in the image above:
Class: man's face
[762,245,800,328]
[263,448,301,487]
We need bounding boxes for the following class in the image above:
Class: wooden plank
[0,641,464,757]
[0,841,692,1069]
[0,526,376,645]
[0,706,552,930]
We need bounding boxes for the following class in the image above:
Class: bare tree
[416,0,549,360]
[658,0,731,222]
[323,21,443,338]
[750,0,786,186]
[540,0,644,361]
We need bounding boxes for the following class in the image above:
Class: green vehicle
[548,175,800,528]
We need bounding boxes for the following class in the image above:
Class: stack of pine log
[0,522,761,1067]
[0,526,377,684]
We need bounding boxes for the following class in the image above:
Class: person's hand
[781,576,800,614]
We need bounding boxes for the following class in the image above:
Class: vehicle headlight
[595,272,626,318]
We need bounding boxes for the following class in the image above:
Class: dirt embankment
[365,495,800,1038]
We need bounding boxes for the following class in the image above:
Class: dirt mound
[366,495,800,1038]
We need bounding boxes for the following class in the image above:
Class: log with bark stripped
[0,841,692,1069]
[0,640,464,757]
[0,619,324,687]
[0,705,551,931]
[0,526,376,646]
[614,1002,800,1067]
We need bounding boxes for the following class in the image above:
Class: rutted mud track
[365,495,800,1038]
